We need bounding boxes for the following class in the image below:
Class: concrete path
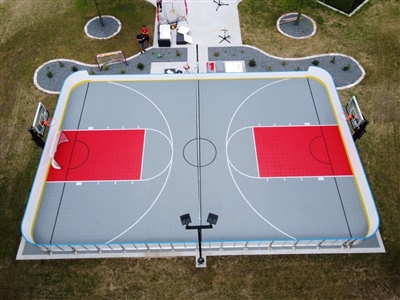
[149,0,242,73]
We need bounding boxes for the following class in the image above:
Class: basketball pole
[353,119,369,141]
[28,127,45,149]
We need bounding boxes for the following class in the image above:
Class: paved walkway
[149,0,243,73]
[34,0,366,93]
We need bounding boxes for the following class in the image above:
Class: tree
[295,0,304,26]
[94,0,105,27]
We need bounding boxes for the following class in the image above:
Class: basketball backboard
[346,96,365,130]
[32,102,49,137]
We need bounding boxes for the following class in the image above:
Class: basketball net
[157,0,188,24]
[49,130,69,170]
[41,117,56,127]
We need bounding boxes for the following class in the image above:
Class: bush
[249,59,256,67]
[295,66,301,71]
[282,60,287,66]
[343,64,351,71]
[267,65,273,71]
[89,70,96,75]
[71,65,78,72]
[137,62,144,70]
[214,51,220,57]
[175,50,181,57]
[316,15,324,25]
[120,69,126,74]
[46,70,53,78]
[312,60,320,66]
[102,64,109,71]
[58,61,64,68]
[330,57,336,64]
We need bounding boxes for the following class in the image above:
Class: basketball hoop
[41,117,57,127]
[339,112,353,121]
[183,63,190,73]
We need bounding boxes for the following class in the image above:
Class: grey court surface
[18,68,383,260]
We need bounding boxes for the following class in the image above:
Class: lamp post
[180,213,218,267]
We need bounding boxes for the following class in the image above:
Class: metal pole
[197,228,204,265]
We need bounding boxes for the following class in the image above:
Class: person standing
[141,25,150,43]
[136,32,146,54]
[156,0,162,12]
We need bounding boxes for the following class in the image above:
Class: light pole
[180,213,218,267]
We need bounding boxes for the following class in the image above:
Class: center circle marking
[183,138,217,167]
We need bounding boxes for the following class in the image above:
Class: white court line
[105,82,174,244]
[226,159,296,240]
[225,78,295,240]
[140,129,146,181]
[140,128,173,182]
[252,126,260,178]
[226,125,353,180]
[46,127,172,183]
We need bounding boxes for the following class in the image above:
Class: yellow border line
[307,74,370,235]
[30,72,373,244]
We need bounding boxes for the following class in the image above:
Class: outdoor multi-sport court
[21,67,380,256]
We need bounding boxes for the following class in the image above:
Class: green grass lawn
[0,0,399,298]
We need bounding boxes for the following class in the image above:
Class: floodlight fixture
[180,212,219,267]
[180,213,192,226]
[207,213,218,225]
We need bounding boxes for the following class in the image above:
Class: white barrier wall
[21,68,379,253]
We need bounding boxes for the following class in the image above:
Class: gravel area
[85,16,121,39]
[35,46,363,93]
[35,48,188,93]
[278,13,315,38]
[208,46,363,88]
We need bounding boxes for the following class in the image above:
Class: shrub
[312,60,319,66]
[175,50,181,57]
[249,59,256,67]
[282,60,287,66]
[46,70,53,78]
[137,62,144,70]
[343,64,351,71]
[120,69,126,74]
[214,51,220,57]
[58,61,64,68]
[295,66,301,71]
[71,65,78,72]
[89,70,96,75]
[102,64,109,71]
[267,65,273,71]
[330,57,336,64]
